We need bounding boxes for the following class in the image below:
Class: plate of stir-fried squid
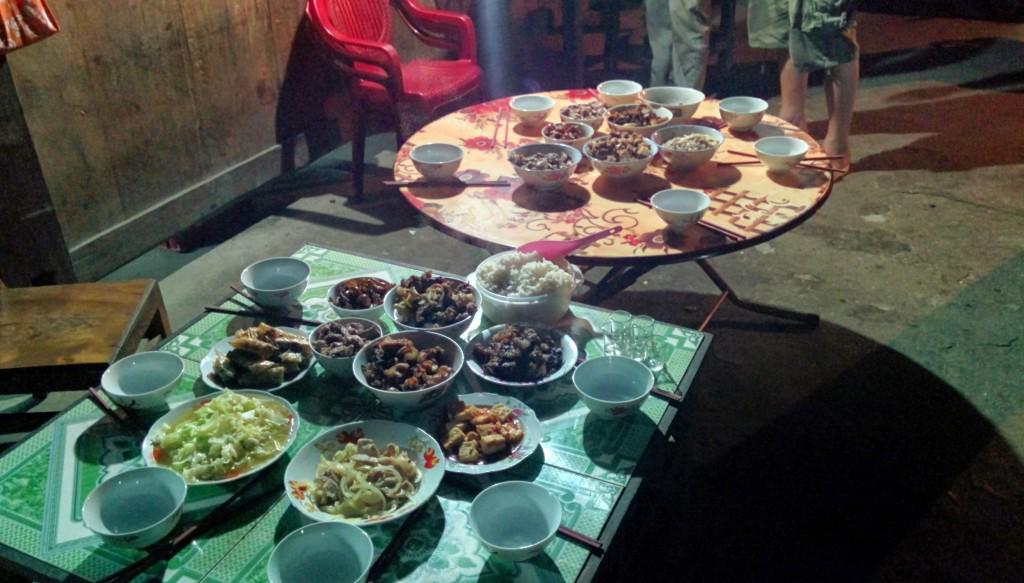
[200,323,314,392]
[284,420,445,526]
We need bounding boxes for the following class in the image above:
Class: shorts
[747,0,858,71]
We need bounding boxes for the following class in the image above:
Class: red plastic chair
[307,0,484,196]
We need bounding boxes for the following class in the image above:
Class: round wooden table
[393,90,836,327]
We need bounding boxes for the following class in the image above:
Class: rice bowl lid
[470,252,583,301]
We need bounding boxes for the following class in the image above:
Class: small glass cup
[601,310,632,356]
[626,315,655,362]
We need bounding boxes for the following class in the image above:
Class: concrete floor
[101,8,1023,582]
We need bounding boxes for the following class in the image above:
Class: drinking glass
[600,310,632,356]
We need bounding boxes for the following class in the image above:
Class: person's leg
[668,0,712,90]
[822,39,859,164]
[645,0,673,87]
[778,56,809,130]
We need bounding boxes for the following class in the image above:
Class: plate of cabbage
[284,420,445,526]
[143,389,300,485]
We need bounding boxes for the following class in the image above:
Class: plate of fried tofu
[440,393,542,474]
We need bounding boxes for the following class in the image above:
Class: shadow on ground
[592,298,1024,582]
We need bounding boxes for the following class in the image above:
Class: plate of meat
[200,324,314,392]
[439,393,542,474]
[466,324,578,388]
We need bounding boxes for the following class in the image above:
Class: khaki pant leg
[645,0,674,86]
[668,0,712,90]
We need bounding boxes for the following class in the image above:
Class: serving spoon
[516,226,623,260]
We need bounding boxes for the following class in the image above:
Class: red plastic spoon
[516,226,623,260]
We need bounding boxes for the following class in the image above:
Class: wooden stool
[0,279,171,441]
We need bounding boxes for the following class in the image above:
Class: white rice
[476,252,575,297]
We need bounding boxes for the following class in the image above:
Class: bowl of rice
[469,251,584,325]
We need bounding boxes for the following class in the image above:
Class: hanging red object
[1,0,59,55]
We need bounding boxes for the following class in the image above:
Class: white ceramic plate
[142,390,300,486]
[465,324,578,388]
[199,327,313,392]
[284,420,445,526]
[441,392,542,475]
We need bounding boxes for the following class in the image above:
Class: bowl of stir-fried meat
[310,318,383,378]
[507,143,581,191]
[652,124,724,172]
[467,324,578,388]
[353,331,464,409]
[384,272,479,340]
[327,276,394,320]
[605,103,672,138]
[201,324,314,392]
[440,393,542,474]
[583,131,659,180]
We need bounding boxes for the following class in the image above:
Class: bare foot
[822,140,852,174]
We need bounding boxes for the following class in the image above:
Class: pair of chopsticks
[87,387,145,433]
[651,387,684,405]
[724,149,848,173]
[202,286,322,327]
[383,179,511,188]
[368,504,428,582]
[489,106,511,151]
[98,476,275,583]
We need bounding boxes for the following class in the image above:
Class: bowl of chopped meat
[353,331,464,409]
[384,271,480,340]
[605,103,673,138]
[507,143,581,191]
[541,121,594,153]
[653,124,724,171]
[559,101,607,131]
[310,318,383,378]
[327,276,394,320]
[583,131,659,180]
[466,324,578,388]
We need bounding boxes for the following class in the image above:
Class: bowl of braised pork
[466,324,578,388]
[383,272,479,340]
[309,318,383,378]
[353,330,464,409]
[327,276,394,321]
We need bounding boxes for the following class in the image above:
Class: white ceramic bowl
[755,136,810,173]
[382,275,479,340]
[352,330,464,409]
[606,104,673,138]
[267,522,374,583]
[100,351,184,411]
[240,257,310,310]
[470,481,562,561]
[82,467,187,548]
[508,143,582,191]
[583,136,659,180]
[652,124,724,172]
[559,103,606,131]
[465,324,579,389]
[510,94,556,127]
[718,96,768,131]
[326,276,394,321]
[573,355,655,417]
[641,86,705,119]
[650,188,711,234]
[470,252,583,324]
[310,318,383,379]
[410,143,464,180]
[284,420,446,526]
[142,390,301,485]
[541,121,595,153]
[596,79,643,107]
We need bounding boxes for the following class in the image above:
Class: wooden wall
[5,0,450,281]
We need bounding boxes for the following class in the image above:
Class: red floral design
[337,428,365,445]
[423,447,439,469]
[461,136,495,151]
[460,98,511,116]
[564,89,597,101]
[289,480,309,501]
[622,232,641,247]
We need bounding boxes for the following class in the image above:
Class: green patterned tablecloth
[0,244,708,583]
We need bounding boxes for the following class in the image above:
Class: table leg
[579,264,656,305]
[695,259,820,330]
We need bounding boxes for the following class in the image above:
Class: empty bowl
[605,103,673,138]
[754,136,810,173]
[100,351,184,411]
[82,467,187,548]
[510,94,556,127]
[718,96,768,131]
[650,189,711,234]
[541,121,595,153]
[652,124,724,172]
[410,143,464,180]
[309,318,383,379]
[641,86,705,119]
[240,257,310,309]
[352,330,465,409]
[267,521,374,583]
[573,355,655,418]
[470,481,562,561]
[596,79,643,107]
[508,143,582,190]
